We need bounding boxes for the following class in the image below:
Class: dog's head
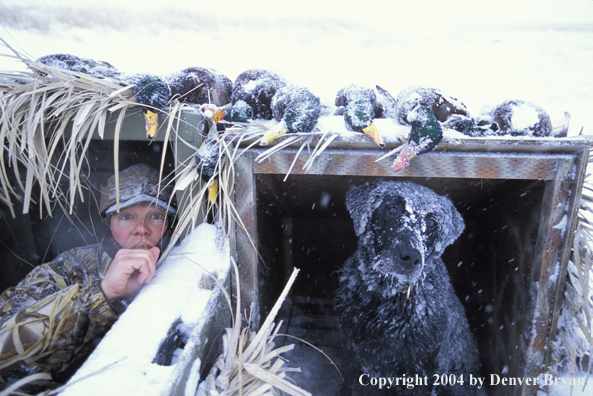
[346,180,464,288]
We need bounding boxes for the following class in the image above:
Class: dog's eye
[387,203,404,217]
[425,216,438,232]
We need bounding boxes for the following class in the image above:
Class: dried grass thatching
[549,153,593,382]
[0,39,233,264]
[0,37,337,264]
[197,264,312,396]
[0,38,143,218]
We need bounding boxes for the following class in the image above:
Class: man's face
[109,202,168,249]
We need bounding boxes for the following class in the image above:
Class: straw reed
[549,153,593,381]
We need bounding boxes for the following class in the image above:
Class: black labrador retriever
[335,180,480,395]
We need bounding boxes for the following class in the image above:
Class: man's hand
[100,247,159,304]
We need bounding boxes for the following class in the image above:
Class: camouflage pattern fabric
[0,244,119,386]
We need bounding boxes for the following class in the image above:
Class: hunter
[0,164,176,387]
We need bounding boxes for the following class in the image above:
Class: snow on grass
[543,373,592,396]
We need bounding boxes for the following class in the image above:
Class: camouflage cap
[99,164,177,217]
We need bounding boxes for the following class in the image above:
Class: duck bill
[144,110,158,139]
[208,178,219,203]
[390,145,419,173]
[362,123,384,148]
[212,109,226,124]
[260,122,287,146]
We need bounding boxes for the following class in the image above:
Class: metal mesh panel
[252,149,573,180]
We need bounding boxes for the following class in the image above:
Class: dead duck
[335,84,384,147]
[37,54,171,139]
[223,100,253,123]
[391,106,443,173]
[123,73,172,139]
[231,69,287,120]
[36,53,121,79]
[483,100,555,137]
[198,100,253,133]
[166,66,233,106]
[395,86,471,125]
[393,85,496,137]
[260,85,321,145]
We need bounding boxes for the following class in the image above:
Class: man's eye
[151,214,165,221]
[121,214,132,221]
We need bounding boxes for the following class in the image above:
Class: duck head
[390,106,442,173]
[344,100,385,148]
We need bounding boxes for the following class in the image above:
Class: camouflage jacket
[0,243,119,385]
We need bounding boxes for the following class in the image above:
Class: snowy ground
[1,0,592,394]
[1,0,592,136]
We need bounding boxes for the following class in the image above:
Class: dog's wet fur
[335,180,480,395]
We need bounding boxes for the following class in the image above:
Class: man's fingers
[137,247,159,283]
[136,267,148,284]
[150,246,160,261]
[104,248,159,301]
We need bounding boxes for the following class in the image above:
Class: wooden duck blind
[6,106,590,395]
[232,135,592,396]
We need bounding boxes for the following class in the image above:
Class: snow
[61,223,230,396]
[541,374,591,396]
[553,214,568,239]
[512,104,542,132]
[243,80,258,92]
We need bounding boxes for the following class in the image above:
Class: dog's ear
[437,198,465,250]
[346,182,382,237]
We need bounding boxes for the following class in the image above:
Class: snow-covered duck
[36,53,121,79]
[335,84,385,147]
[260,85,321,145]
[223,100,253,123]
[166,66,233,106]
[394,85,482,136]
[391,106,443,173]
[389,86,475,172]
[394,86,472,125]
[231,69,287,120]
[37,53,171,139]
[482,99,556,137]
[123,73,171,139]
[197,100,254,134]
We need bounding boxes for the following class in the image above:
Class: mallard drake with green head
[391,106,443,173]
[335,84,384,147]
[260,85,321,145]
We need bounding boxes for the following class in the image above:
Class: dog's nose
[399,247,422,269]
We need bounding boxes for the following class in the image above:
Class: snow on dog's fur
[335,180,480,396]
